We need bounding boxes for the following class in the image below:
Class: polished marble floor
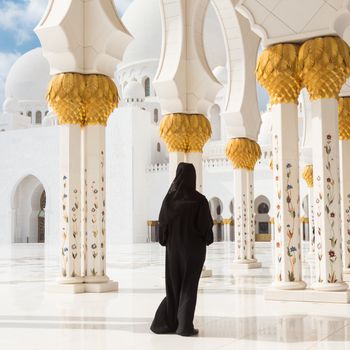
[1,242,350,349]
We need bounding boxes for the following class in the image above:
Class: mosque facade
[0,0,312,249]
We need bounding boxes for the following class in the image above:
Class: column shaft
[308,189,315,258]
[340,140,350,274]
[272,103,305,289]
[169,152,185,185]
[83,125,108,283]
[311,99,347,290]
[58,125,83,284]
[186,152,203,192]
[233,169,256,263]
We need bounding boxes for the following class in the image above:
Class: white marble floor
[0,242,350,349]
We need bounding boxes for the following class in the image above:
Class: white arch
[11,174,48,243]
[211,0,261,140]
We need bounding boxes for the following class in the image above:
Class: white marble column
[58,125,84,287]
[308,189,315,259]
[340,139,350,279]
[310,99,347,290]
[232,169,260,268]
[302,165,315,260]
[186,152,203,192]
[271,103,305,290]
[83,125,118,292]
[169,152,185,184]
[257,43,306,290]
[339,97,350,281]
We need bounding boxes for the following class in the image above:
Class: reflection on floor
[0,242,350,349]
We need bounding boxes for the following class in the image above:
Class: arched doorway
[12,175,47,243]
[254,195,271,242]
[209,197,223,241]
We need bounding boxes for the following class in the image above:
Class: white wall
[106,105,152,244]
[0,126,60,245]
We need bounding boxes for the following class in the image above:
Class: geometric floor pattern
[0,242,350,349]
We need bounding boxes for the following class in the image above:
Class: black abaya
[150,163,214,336]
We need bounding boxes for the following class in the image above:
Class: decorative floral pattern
[60,175,80,278]
[273,134,282,281]
[285,163,298,282]
[86,149,106,277]
[323,135,339,283]
[345,194,350,268]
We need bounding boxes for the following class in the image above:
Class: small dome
[121,1,226,69]
[212,66,227,85]
[122,0,162,63]
[124,81,145,101]
[5,48,50,102]
[258,110,273,147]
[2,97,19,113]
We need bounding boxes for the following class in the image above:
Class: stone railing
[203,158,231,169]
[146,163,169,173]
[203,140,226,159]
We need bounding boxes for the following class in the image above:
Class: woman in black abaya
[150,162,214,337]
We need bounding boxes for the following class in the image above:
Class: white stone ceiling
[236,0,344,46]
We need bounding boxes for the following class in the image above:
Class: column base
[265,287,350,303]
[312,281,348,292]
[84,280,118,293]
[84,276,110,284]
[201,266,212,278]
[232,259,262,270]
[272,281,307,290]
[47,276,118,294]
[343,268,350,282]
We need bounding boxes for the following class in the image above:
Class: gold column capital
[339,97,350,140]
[160,113,211,153]
[47,73,118,126]
[302,165,313,188]
[256,43,302,105]
[298,37,350,100]
[226,138,261,171]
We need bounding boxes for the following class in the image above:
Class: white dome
[5,48,50,101]
[124,81,145,100]
[2,97,19,113]
[122,0,162,63]
[121,1,226,69]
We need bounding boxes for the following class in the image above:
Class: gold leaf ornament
[338,97,350,140]
[226,138,262,171]
[298,37,350,100]
[256,43,302,105]
[302,165,313,188]
[160,113,211,153]
[47,73,118,126]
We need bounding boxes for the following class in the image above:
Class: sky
[0,0,268,111]
[0,0,133,105]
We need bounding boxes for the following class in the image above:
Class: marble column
[338,97,350,281]
[186,152,203,192]
[83,125,114,289]
[160,113,213,278]
[302,165,315,260]
[169,152,185,184]
[58,124,84,286]
[48,73,119,293]
[226,138,262,269]
[257,43,306,290]
[160,113,211,190]
[299,36,349,291]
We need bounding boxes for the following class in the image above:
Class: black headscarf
[159,163,198,225]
